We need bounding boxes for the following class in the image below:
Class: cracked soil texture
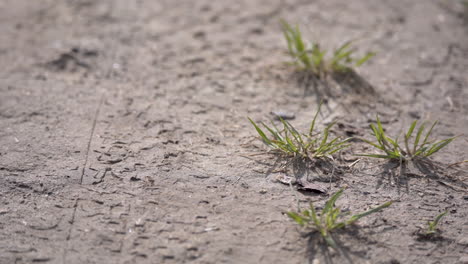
[0,0,467,264]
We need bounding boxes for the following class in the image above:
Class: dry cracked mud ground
[0,1,467,263]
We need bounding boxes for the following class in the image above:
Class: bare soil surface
[1,1,467,263]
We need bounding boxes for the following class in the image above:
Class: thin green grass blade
[324,136,340,147]
[285,134,298,153]
[325,209,333,228]
[294,26,311,68]
[329,208,343,231]
[275,139,294,152]
[369,124,379,137]
[249,118,273,146]
[312,46,326,68]
[376,116,385,135]
[404,135,411,157]
[309,203,322,230]
[280,19,294,34]
[413,146,429,157]
[309,101,323,136]
[290,131,304,148]
[331,208,341,224]
[334,41,353,57]
[327,143,351,155]
[280,20,294,55]
[318,123,333,150]
[355,52,376,67]
[374,122,391,152]
[281,123,296,148]
[324,139,350,153]
[282,118,304,146]
[272,140,292,153]
[305,137,319,149]
[432,211,448,227]
[317,137,339,153]
[263,122,283,141]
[364,120,402,157]
[332,50,353,64]
[316,137,350,156]
[359,137,385,151]
[384,135,399,149]
[423,121,438,145]
[370,123,388,152]
[325,208,339,230]
[405,120,417,141]
[287,212,305,226]
[424,137,456,157]
[345,201,393,225]
[355,154,396,159]
[413,122,426,154]
[323,189,345,215]
[294,25,305,52]
[331,221,346,230]
[270,119,284,133]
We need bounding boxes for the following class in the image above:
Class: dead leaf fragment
[296,179,327,194]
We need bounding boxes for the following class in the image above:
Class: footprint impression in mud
[96,143,130,165]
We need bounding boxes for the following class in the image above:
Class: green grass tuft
[281,20,375,79]
[287,188,392,248]
[426,211,448,235]
[249,102,350,160]
[358,117,457,162]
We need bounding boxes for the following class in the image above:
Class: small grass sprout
[287,188,393,248]
[281,20,375,78]
[426,211,448,235]
[248,102,350,160]
[358,117,457,162]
